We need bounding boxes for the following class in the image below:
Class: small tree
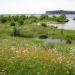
[18,20,24,26]
[12,16,19,22]
[41,23,47,27]
[73,17,75,20]
[61,29,64,35]
[56,14,69,23]
[10,22,20,36]
[66,39,72,44]
[40,14,49,20]
[10,21,16,26]
[65,35,72,44]
[0,17,7,23]
[12,26,20,36]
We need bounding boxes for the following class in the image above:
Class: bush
[0,17,7,23]
[18,20,24,26]
[10,22,16,26]
[40,14,49,20]
[66,39,72,44]
[11,26,20,36]
[73,17,75,20]
[41,23,47,27]
[12,16,19,21]
[56,14,69,23]
[65,35,72,44]
[39,35,48,39]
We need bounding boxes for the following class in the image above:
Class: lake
[48,14,75,30]
[33,14,75,30]
[32,14,75,43]
[57,15,75,30]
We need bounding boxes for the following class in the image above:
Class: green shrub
[66,39,72,44]
[12,16,19,21]
[39,14,49,20]
[73,17,75,20]
[56,14,69,23]
[65,35,72,44]
[18,20,24,26]
[39,35,48,39]
[0,17,7,23]
[10,22,16,26]
[11,26,20,36]
[41,23,47,27]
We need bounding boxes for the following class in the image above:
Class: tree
[65,35,72,44]
[73,17,75,20]
[12,16,19,22]
[12,26,20,36]
[10,21,16,26]
[0,16,7,23]
[56,14,69,23]
[18,20,24,26]
[66,39,72,44]
[39,14,49,20]
[41,23,47,27]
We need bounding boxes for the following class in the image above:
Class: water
[35,38,66,43]
[33,14,75,43]
[57,15,75,30]
[46,38,66,43]
[48,14,75,30]
[33,14,75,30]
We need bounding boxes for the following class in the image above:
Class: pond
[35,38,66,43]
[48,14,75,30]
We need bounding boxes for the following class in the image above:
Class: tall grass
[0,37,75,75]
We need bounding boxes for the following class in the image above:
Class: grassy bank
[0,22,75,40]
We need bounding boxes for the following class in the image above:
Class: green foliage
[39,35,48,39]
[66,39,72,44]
[41,23,47,27]
[11,26,20,36]
[20,31,34,38]
[56,14,69,23]
[20,15,27,20]
[18,20,24,26]
[0,14,75,75]
[73,17,75,20]
[28,16,38,24]
[0,16,7,23]
[12,16,19,21]
[10,21,16,26]
[65,35,72,44]
[39,14,49,20]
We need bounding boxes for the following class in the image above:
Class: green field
[0,15,75,75]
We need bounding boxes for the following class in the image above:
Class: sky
[0,0,75,14]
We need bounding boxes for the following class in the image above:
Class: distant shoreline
[46,10,75,15]
[0,10,75,15]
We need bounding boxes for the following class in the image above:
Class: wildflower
[37,72,40,75]
[67,70,69,74]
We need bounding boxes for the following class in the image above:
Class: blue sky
[0,0,75,14]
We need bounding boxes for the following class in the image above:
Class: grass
[0,15,75,75]
[0,37,75,75]
[0,22,75,40]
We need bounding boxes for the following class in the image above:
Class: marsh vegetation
[0,14,75,75]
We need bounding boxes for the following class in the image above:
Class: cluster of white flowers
[70,47,75,59]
